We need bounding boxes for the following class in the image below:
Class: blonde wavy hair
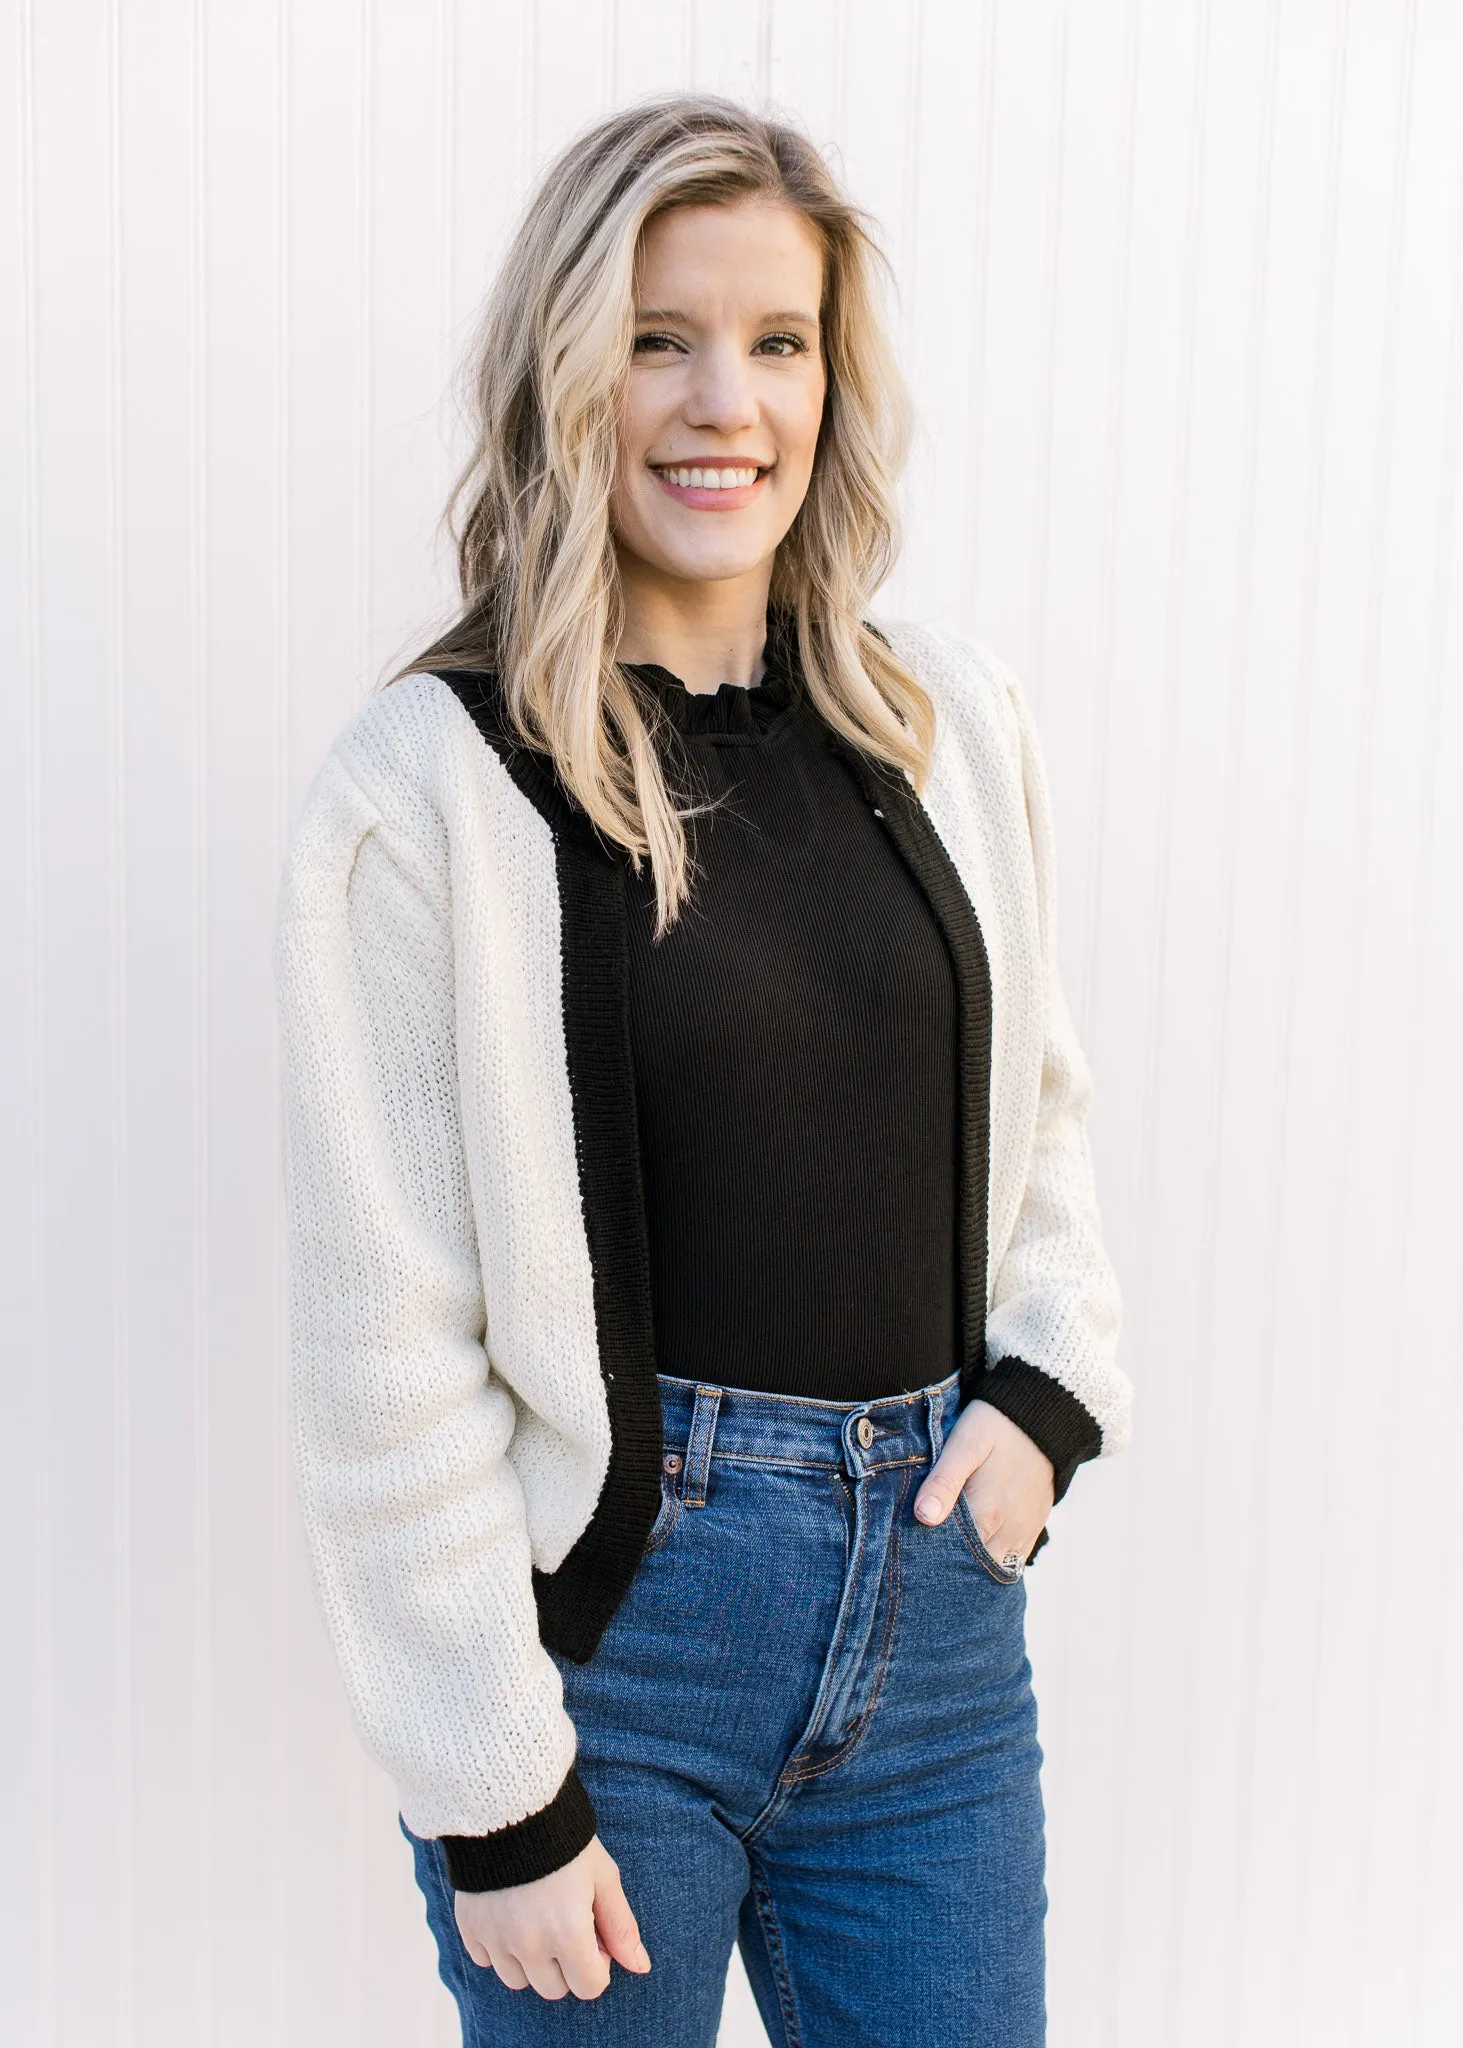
[400,91,934,931]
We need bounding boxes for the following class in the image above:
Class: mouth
[649,459,771,508]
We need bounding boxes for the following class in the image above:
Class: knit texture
[442,1767,597,1891]
[275,623,1131,1873]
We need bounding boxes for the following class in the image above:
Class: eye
[632,330,685,356]
[754,332,809,358]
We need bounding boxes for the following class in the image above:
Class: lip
[648,459,772,511]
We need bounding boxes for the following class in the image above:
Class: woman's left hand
[913,1400,1055,1567]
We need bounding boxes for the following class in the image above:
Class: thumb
[914,1421,994,1526]
[594,1864,651,1975]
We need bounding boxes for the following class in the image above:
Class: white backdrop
[5,3,1462,2044]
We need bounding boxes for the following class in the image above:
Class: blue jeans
[405,1369,1046,2046]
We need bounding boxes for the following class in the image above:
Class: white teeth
[658,464,759,489]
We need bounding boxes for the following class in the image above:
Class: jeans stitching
[709,1452,843,1475]
[954,1492,1025,1584]
[777,1719,869,1787]
[741,1473,873,1846]
[684,1386,721,1507]
[780,1471,909,1786]
[747,1857,804,2048]
[640,1475,681,1555]
[704,1450,927,1474]
[860,1468,907,1724]
[789,1459,869,1735]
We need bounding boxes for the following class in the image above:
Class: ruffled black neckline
[621,616,802,742]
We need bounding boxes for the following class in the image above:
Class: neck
[613,554,773,694]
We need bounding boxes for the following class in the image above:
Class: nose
[683,337,760,436]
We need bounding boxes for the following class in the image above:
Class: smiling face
[609,197,829,603]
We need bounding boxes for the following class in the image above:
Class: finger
[519,1953,571,2001]
[593,1865,651,1974]
[959,1463,1014,1546]
[486,1948,529,1990]
[972,1498,1006,1551]
[557,1930,614,2002]
[914,1422,995,1525]
[973,1497,1044,1571]
[453,1897,495,1973]
[994,1523,1041,1568]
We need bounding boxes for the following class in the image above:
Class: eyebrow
[634,307,821,327]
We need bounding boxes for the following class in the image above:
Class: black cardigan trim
[827,734,1096,1556]
[827,737,993,1412]
[441,1766,597,1892]
[433,672,665,1666]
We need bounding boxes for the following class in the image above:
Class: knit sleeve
[276,749,595,1890]
[977,667,1133,1507]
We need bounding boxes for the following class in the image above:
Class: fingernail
[915,1496,943,1523]
[634,1944,651,1971]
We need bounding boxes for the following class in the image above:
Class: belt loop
[683,1385,722,1508]
[926,1381,948,1462]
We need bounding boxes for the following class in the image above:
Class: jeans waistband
[655,1369,962,1497]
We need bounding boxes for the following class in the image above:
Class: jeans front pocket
[641,1463,683,1556]
[953,1493,1026,1585]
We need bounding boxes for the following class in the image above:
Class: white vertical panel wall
[4,3,1461,2043]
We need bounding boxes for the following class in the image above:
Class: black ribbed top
[622,631,960,1402]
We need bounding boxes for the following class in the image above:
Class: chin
[660,556,772,586]
[637,531,779,587]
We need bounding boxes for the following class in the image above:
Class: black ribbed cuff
[976,1356,1103,1514]
[441,1767,598,1893]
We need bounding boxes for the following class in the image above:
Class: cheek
[786,373,828,476]
[613,381,656,482]
[610,424,657,541]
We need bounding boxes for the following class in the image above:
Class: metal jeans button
[856,1416,876,1450]
[663,1452,683,1474]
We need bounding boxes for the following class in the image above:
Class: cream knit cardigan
[276,621,1132,1847]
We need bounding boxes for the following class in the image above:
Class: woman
[277,93,1131,2046]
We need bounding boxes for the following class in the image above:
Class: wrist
[975,1358,1101,1506]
